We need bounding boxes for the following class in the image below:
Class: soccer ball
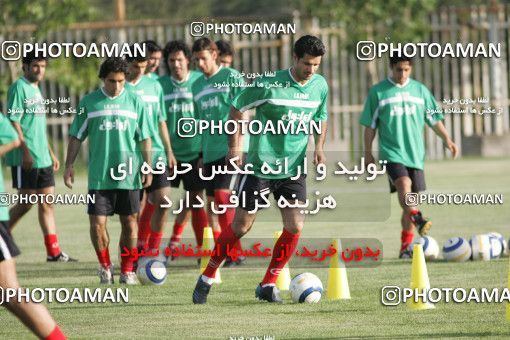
[443,237,471,262]
[289,272,323,303]
[488,232,507,257]
[408,236,439,260]
[487,233,503,259]
[469,234,491,261]
[136,258,167,285]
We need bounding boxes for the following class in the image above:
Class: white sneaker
[98,265,114,284]
[119,271,138,285]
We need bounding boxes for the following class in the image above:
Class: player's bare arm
[47,142,60,171]
[432,121,458,159]
[158,121,176,168]
[139,137,153,188]
[363,126,377,166]
[10,121,32,170]
[63,136,82,189]
[0,138,20,157]
[314,120,327,165]
[226,105,244,167]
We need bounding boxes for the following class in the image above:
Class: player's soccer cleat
[224,255,247,267]
[411,211,432,236]
[98,265,114,284]
[167,241,179,262]
[47,252,78,262]
[119,272,138,285]
[255,284,283,303]
[192,277,212,304]
[224,256,235,267]
[399,248,412,259]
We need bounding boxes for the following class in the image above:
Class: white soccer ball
[443,237,471,262]
[470,234,491,261]
[408,236,440,260]
[289,272,323,303]
[487,233,503,259]
[136,258,167,285]
[487,232,507,257]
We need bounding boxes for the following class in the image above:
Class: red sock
[233,239,243,252]
[96,248,111,269]
[44,234,61,257]
[170,222,186,244]
[202,224,239,278]
[46,325,66,340]
[214,191,235,231]
[191,208,208,247]
[148,231,163,250]
[138,201,155,248]
[401,230,414,252]
[213,230,221,241]
[121,247,137,273]
[262,229,300,285]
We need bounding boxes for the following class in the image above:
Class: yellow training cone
[274,231,291,291]
[407,244,434,310]
[200,227,221,284]
[506,256,510,321]
[326,239,351,300]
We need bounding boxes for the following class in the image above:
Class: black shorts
[170,158,204,192]
[87,189,140,216]
[11,166,55,190]
[0,221,20,261]
[386,162,426,193]
[146,167,171,193]
[236,174,307,211]
[203,158,238,197]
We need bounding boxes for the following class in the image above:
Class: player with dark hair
[192,35,329,304]
[142,40,162,79]
[64,57,152,284]
[190,37,245,259]
[215,39,234,68]
[0,113,66,340]
[5,51,76,262]
[125,45,176,254]
[360,55,458,258]
[214,37,248,266]
[158,40,208,254]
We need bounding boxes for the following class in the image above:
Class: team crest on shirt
[104,104,121,110]
[294,93,309,99]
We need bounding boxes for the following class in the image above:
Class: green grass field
[1,157,510,339]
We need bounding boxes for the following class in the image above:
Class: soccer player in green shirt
[158,40,209,255]
[143,40,162,80]
[360,56,458,258]
[191,38,245,253]
[216,39,234,68]
[124,47,176,255]
[5,51,76,262]
[214,38,249,267]
[193,35,328,303]
[64,58,153,284]
[0,113,66,340]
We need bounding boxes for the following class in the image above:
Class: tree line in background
[0,0,490,98]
